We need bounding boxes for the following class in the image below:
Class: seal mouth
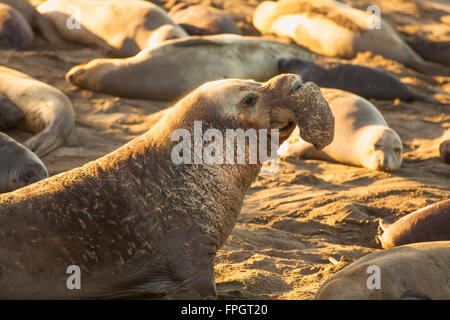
[271,121,296,140]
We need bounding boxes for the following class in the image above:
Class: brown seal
[0,3,33,50]
[0,132,48,193]
[439,129,450,164]
[0,74,334,298]
[168,3,241,36]
[378,199,450,249]
[315,241,450,299]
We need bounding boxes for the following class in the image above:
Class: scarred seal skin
[0,66,74,157]
[315,241,450,299]
[0,74,334,299]
[0,132,48,193]
[378,199,450,249]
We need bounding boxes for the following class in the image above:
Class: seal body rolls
[0,66,74,157]
[279,88,403,171]
[38,0,188,57]
[0,3,34,50]
[278,58,415,101]
[0,74,334,298]
[378,199,450,249]
[253,0,443,74]
[66,35,318,101]
[168,3,241,35]
[0,132,48,193]
[315,241,450,299]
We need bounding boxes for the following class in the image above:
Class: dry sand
[2,0,449,299]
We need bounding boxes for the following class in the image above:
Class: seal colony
[38,0,188,57]
[279,88,403,171]
[0,132,48,193]
[0,66,74,157]
[315,241,450,299]
[0,74,334,298]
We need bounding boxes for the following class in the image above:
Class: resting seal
[0,132,48,193]
[0,96,24,131]
[168,3,241,35]
[253,0,444,75]
[66,35,318,101]
[0,66,74,157]
[315,241,450,299]
[38,0,188,57]
[0,0,62,44]
[378,199,450,249]
[279,88,403,171]
[0,74,334,299]
[439,129,450,164]
[0,3,33,50]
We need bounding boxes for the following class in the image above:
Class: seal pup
[38,0,188,57]
[439,128,450,164]
[66,35,319,101]
[0,3,34,50]
[279,88,403,171]
[0,0,62,44]
[315,241,450,299]
[0,66,74,157]
[253,0,444,75]
[0,132,48,193]
[168,3,241,35]
[0,74,334,299]
[378,199,450,249]
[0,96,24,131]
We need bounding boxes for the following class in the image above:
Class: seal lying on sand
[0,74,334,299]
[253,0,444,75]
[378,199,450,249]
[168,3,241,35]
[66,35,318,101]
[38,0,188,57]
[0,66,74,157]
[0,0,62,45]
[439,129,450,164]
[0,132,48,193]
[0,3,34,50]
[279,88,403,171]
[404,36,450,67]
[315,241,450,299]
[0,96,24,131]
[279,58,423,102]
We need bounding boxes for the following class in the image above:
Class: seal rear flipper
[24,124,66,157]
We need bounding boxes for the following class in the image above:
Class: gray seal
[0,3,33,50]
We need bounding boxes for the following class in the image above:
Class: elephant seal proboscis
[0,96,24,131]
[0,74,334,298]
[0,0,63,44]
[253,0,445,75]
[315,241,450,299]
[0,132,48,193]
[378,199,450,249]
[439,128,450,164]
[168,3,241,36]
[38,0,188,57]
[0,3,33,50]
[66,35,319,101]
[279,88,403,171]
[0,66,74,157]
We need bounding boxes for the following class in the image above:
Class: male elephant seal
[0,74,334,299]
[0,3,34,50]
[378,199,450,249]
[66,35,319,101]
[279,88,403,171]
[168,3,241,35]
[315,241,450,299]
[38,0,188,57]
[253,0,444,75]
[0,66,74,157]
[0,0,62,44]
[0,132,48,193]
[439,129,450,164]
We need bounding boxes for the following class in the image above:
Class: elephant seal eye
[241,94,258,107]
